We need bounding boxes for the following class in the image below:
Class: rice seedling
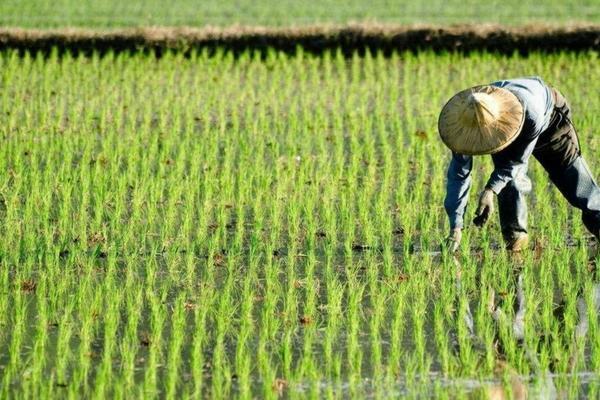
[0,49,598,398]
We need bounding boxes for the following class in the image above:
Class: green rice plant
[0,49,598,398]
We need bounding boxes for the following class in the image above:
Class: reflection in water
[452,255,600,399]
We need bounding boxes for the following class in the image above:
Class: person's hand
[473,188,495,227]
[444,228,462,253]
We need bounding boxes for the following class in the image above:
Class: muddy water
[2,245,599,398]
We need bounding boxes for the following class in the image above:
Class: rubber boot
[505,231,530,252]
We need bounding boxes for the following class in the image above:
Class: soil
[0,23,598,57]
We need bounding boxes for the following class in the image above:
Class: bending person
[439,77,600,252]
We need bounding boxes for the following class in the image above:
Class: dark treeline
[0,24,599,58]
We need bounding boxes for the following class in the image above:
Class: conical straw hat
[438,85,525,155]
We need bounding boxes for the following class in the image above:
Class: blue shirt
[444,77,554,229]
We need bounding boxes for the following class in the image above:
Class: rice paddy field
[0,49,599,398]
[1,0,599,28]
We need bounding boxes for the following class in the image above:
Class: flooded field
[0,50,599,398]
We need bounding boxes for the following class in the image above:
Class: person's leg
[533,88,600,240]
[550,158,600,240]
[497,172,531,249]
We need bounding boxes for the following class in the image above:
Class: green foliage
[0,0,599,27]
[0,49,599,397]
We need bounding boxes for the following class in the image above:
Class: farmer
[438,77,600,252]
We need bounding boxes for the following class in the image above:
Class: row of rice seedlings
[0,49,598,397]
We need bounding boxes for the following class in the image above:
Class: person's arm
[444,153,473,229]
[485,137,538,195]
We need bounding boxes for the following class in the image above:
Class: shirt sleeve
[486,136,539,195]
[444,153,473,229]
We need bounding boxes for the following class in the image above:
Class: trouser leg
[497,172,531,242]
[547,157,600,240]
[533,87,600,240]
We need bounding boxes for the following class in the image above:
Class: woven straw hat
[438,85,525,155]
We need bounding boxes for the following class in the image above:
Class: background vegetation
[1,0,599,28]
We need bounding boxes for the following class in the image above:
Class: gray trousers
[496,89,600,242]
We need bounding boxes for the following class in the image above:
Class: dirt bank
[0,24,599,56]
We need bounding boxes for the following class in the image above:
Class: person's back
[491,77,554,139]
